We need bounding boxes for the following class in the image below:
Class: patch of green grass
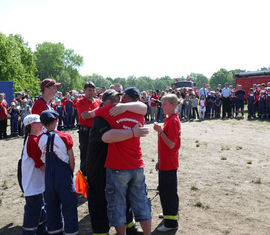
[252,178,261,184]
[194,201,203,207]
[236,146,243,150]
[149,169,153,174]
[221,156,227,160]
[223,230,231,235]
[201,141,208,146]
[194,201,209,209]
[151,158,155,162]
[196,143,200,147]
[247,160,252,164]
[20,193,24,198]
[195,140,199,143]
[221,145,230,151]
[191,185,199,191]
[1,180,8,190]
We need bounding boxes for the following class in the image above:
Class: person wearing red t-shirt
[31,78,61,115]
[153,94,181,232]
[76,82,101,176]
[0,93,8,139]
[89,87,152,235]
[150,92,159,121]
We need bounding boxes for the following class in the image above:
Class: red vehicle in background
[234,70,270,100]
[172,78,199,96]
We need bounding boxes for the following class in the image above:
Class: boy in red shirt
[153,94,181,232]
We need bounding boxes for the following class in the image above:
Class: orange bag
[75,170,88,198]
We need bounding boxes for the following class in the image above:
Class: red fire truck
[234,70,270,100]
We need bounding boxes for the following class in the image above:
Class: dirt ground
[0,118,270,235]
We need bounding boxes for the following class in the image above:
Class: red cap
[40,78,61,92]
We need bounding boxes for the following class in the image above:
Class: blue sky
[1,0,270,79]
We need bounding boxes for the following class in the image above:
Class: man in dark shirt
[86,89,143,235]
[235,85,246,118]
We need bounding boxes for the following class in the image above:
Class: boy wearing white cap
[21,114,47,234]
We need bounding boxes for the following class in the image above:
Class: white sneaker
[157,224,178,232]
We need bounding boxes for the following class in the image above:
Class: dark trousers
[192,107,199,119]
[0,119,7,138]
[222,97,231,118]
[79,126,91,176]
[159,170,179,228]
[22,194,47,235]
[87,170,134,233]
[11,118,18,136]
[215,106,221,118]
[248,103,255,117]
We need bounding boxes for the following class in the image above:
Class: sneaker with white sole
[156,224,178,232]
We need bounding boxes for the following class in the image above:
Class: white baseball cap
[23,114,40,126]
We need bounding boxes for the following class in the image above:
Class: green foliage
[34,42,84,92]
[0,33,40,96]
[188,73,208,88]
[82,74,173,91]
[209,68,244,90]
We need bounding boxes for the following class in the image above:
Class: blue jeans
[105,168,151,227]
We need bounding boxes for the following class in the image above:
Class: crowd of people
[1,80,270,139]
[0,77,270,234]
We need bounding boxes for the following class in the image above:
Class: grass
[221,145,230,151]
[1,180,8,190]
[196,143,200,147]
[191,185,199,191]
[149,169,153,174]
[194,201,209,209]
[221,156,227,160]
[195,140,199,143]
[151,158,155,162]
[236,146,243,150]
[252,178,262,184]
[247,160,252,164]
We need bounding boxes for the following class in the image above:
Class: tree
[82,74,111,89]
[34,42,84,92]
[0,33,40,95]
[187,73,208,88]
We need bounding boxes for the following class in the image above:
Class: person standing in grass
[153,94,181,232]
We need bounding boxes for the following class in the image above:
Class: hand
[155,162,159,171]
[81,111,90,120]
[153,122,162,133]
[40,164,45,172]
[110,104,127,116]
[132,123,149,137]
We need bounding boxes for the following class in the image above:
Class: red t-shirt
[27,135,44,168]
[76,96,101,127]
[158,113,181,171]
[31,97,51,115]
[150,96,159,107]
[94,103,145,170]
[0,100,8,120]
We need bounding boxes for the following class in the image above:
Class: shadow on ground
[151,221,178,235]
[0,223,21,235]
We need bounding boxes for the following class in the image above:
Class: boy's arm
[102,123,149,143]
[153,122,175,149]
[67,148,75,173]
[109,102,147,116]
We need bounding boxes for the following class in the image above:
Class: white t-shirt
[22,136,45,197]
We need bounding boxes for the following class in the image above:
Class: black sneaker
[126,224,143,235]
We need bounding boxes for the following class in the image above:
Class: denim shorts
[105,168,152,227]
